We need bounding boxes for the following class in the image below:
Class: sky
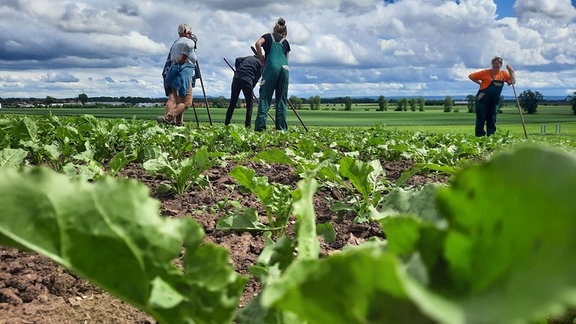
[1,0,575,100]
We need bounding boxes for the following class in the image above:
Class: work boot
[157,116,175,125]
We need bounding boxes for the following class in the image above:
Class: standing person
[468,56,515,137]
[224,53,262,127]
[254,18,291,131]
[157,23,198,126]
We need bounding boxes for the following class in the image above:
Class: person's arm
[162,52,172,77]
[252,58,262,88]
[255,37,266,66]
[468,73,482,87]
[176,54,188,64]
[284,40,290,61]
[506,64,516,85]
[252,69,262,88]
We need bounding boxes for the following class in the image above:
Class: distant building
[50,102,79,107]
[90,101,128,106]
[136,103,159,108]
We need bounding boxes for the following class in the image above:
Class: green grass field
[2,103,575,138]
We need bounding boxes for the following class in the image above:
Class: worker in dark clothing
[224,54,262,127]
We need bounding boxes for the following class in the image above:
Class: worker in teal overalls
[468,56,516,136]
[254,18,291,131]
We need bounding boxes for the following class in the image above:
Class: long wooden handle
[512,83,528,139]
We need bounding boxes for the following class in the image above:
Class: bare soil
[0,159,448,323]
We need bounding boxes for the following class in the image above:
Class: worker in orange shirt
[469,56,515,136]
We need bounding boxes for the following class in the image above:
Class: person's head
[491,56,503,68]
[273,18,287,36]
[178,23,192,37]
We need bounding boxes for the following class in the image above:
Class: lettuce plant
[314,157,389,222]
[216,165,293,236]
[143,146,213,195]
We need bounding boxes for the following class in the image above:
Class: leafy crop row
[1,113,576,323]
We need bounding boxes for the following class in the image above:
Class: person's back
[170,37,197,65]
[224,54,263,127]
[254,18,291,131]
[235,56,261,87]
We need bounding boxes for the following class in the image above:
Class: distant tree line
[2,91,575,115]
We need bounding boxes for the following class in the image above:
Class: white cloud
[514,0,576,24]
[90,31,165,55]
[40,71,79,83]
[0,0,574,100]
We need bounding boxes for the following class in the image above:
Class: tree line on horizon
[2,90,575,114]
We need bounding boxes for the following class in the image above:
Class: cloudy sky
[1,0,575,100]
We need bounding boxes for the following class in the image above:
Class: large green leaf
[261,176,451,324]
[0,148,28,167]
[435,145,576,322]
[375,183,445,224]
[108,150,136,177]
[216,208,270,231]
[339,157,377,202]
[292,178,320,260]
[254,148,294,165]
[12,116,39,142]
[230,165,274,203]
[0,167,245,323]
[260,146,576,324]
[261,243,438,324]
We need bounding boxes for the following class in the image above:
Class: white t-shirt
[170,37,197,64]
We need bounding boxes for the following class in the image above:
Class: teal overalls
[255,33,289,131]
[475,72,505,136]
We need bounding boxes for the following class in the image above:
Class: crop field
[2,103,575,128]
[1,112,576,323]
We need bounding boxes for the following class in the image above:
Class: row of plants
[0,113,530,173]
[1,113,576,323]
